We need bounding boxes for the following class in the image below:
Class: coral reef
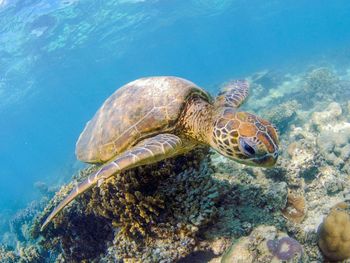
[106,160,222,262]
[3,65,350,262]
[16,245,44,263]
[10,200,48,242]
[261,100,301,132]
[0,246,19,263]
[193,67,350,262]
[220,225,307,263]
[281,190,306,223]
[30,147,225,262]
[318,201,350,261]
[0,183,55,263]
[312,102,350,172]
[303,67,340,97]
[0,245,45,263]
[202,153,288,240]
[267,236,303,261]
[264,101,350,261]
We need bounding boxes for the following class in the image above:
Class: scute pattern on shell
[75,77,210,163]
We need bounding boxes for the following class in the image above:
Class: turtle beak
[253,153,278,167]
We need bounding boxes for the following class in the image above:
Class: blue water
[0,0,350,225]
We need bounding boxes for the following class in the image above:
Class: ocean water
[1,0,350,261]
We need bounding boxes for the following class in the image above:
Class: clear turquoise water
[0,0,350,230]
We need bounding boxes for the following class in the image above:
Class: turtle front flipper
[41,134,185,231]
[214,80,249,108]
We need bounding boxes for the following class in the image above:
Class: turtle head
[209,108,279,167]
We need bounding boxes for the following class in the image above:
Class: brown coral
[82,167,165,239]
[318,201,350,261]
[32,147,223,262]
[281,190,306,223]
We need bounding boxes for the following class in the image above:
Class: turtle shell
[76,76,211,163]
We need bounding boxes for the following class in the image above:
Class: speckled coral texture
[31,147,224,262]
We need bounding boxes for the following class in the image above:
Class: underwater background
[2,0,350,262]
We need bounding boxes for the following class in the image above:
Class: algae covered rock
[318,201,350,261]
[281,190,306,224]
[310,102,350,170]
[262,100,301,132]
[311,102,343,132]
[303,67,340,98]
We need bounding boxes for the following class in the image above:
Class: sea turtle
[41,76,279,230]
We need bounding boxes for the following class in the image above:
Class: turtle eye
[240,138,256,156]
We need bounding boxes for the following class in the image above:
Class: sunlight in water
[1,1,350,261]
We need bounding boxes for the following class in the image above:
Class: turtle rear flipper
[41,134,184,231]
